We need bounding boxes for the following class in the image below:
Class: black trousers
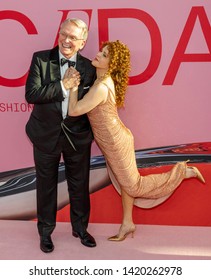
[33,134,91,237]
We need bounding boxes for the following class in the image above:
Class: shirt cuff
[60,80,68,98]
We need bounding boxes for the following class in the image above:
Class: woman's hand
[62,67,80,90]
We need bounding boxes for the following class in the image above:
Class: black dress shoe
[72,230,96,247]
[40,236,54,253]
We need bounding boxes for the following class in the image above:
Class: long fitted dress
[87,84,188,208]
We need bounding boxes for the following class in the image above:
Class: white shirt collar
[59,51,77,64]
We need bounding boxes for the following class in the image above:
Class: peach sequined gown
[88,85,187,208]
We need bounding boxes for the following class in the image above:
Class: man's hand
[62,67,80,90]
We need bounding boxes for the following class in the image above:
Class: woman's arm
[68,82,108,116]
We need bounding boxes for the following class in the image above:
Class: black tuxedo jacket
[25,46,96,152]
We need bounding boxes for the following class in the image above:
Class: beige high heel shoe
[189,166,205,184]
[108,226,136,241]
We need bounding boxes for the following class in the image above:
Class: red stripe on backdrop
[56,163,211,226]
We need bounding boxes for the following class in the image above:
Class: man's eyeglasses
[59,31,84,42]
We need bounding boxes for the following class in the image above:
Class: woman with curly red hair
[67,40,205,241]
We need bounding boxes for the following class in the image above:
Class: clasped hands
[62,67,80,90]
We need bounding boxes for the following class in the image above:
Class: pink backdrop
[0,1,211,225]
[1,1,210,172]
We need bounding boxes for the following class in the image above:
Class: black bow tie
[60,58,76,67]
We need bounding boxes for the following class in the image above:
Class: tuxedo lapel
[76,54,85,100]
[49,47,62,113]
[49,46,61,82]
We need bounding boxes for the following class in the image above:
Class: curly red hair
[101,40,131,107]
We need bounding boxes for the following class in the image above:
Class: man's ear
[79,40,86,50]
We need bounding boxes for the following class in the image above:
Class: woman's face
[92,46,110,70]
